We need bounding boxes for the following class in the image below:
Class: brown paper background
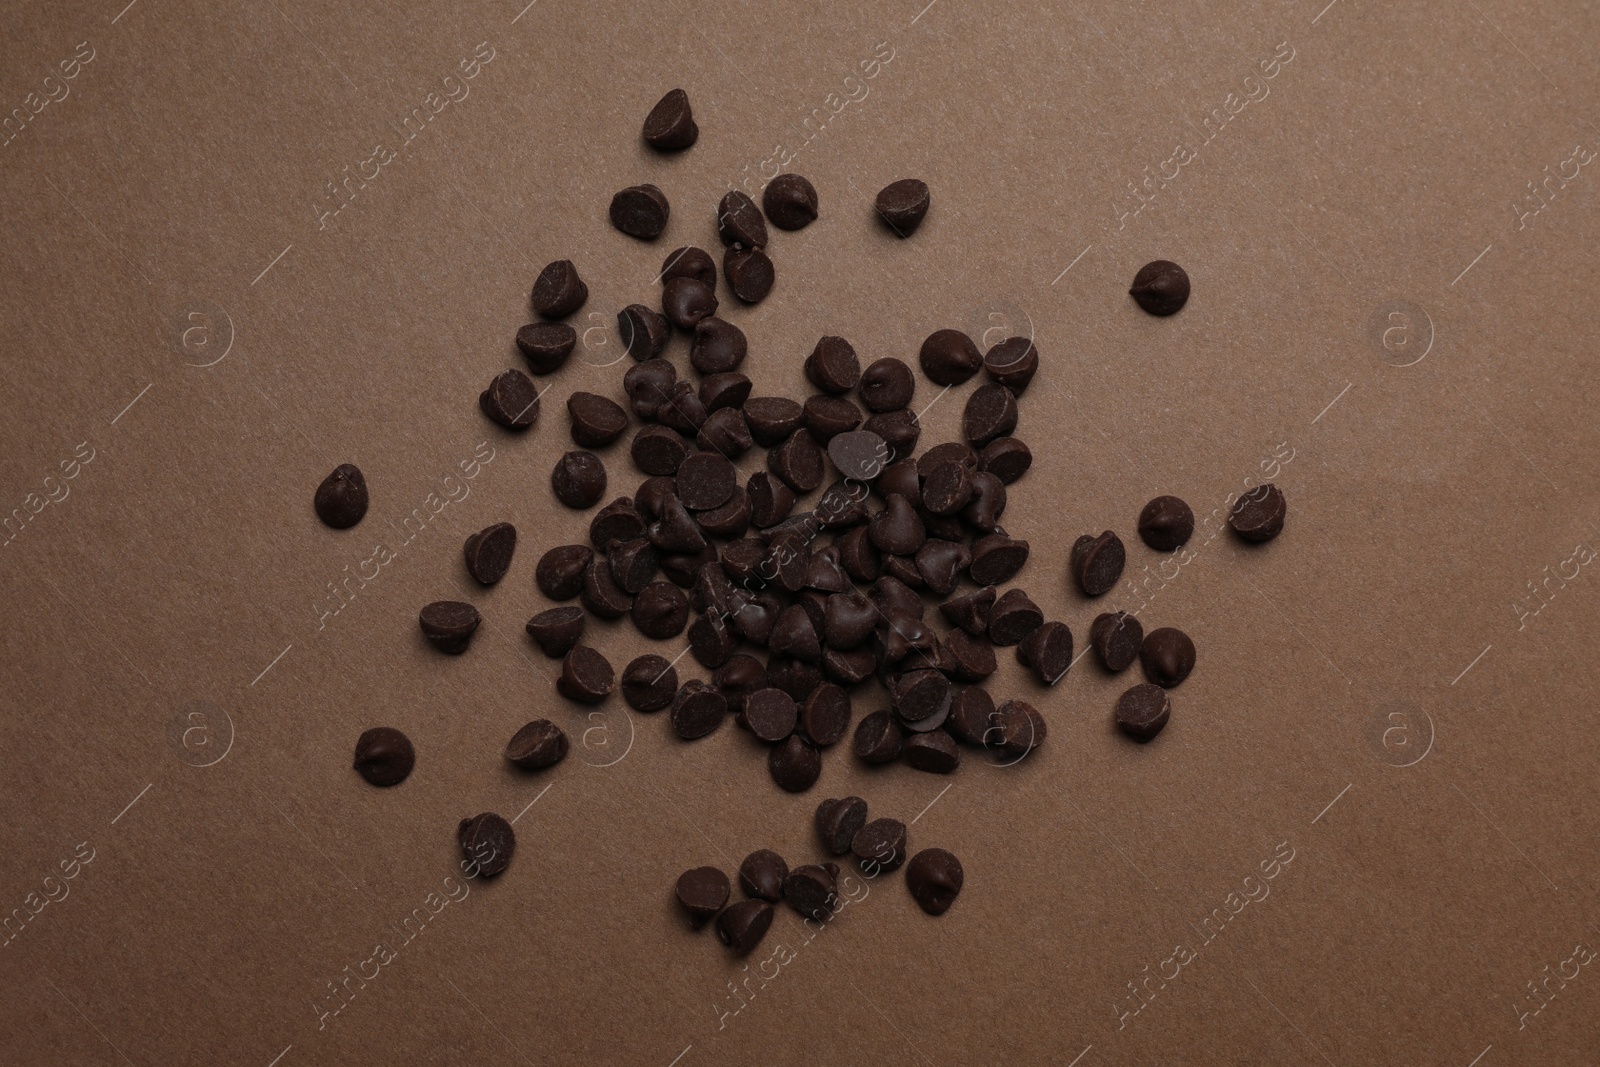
[3,0,1598,1063]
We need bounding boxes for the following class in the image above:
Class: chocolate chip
[582,556,634,618]
[590,498,646,550]
[1018,621,1073,685]
[697,409,753,460]
[919,329,981,386]
[1089,611,1142,672]
[1071,530,1125,596]
[661,245,717,289]
[782,863,837,919]
[621,654,678,712]
[906,848,963,915]
[723,246,775,303]
[815,796,868,855]
[1230,483,1286,542]
[610,183,670,240]
[624,358,677,420]
[630,425,691,477]
[618,304,670,361]
[479,369,541,430]
[530,259,588,319]
[802,395,863,443]
[921,461,973,516]
[698,488,752,539]
[983,336,1038,394]
[763,174,818,230]
[768,427,825,493]
[1130,259,1190,316]
[961,472,1007,533]
[515,321,578,374]
[676,866,730,928]
[822,645,876,686]
[458,813,514,877]
[882,555,924,592]
[1116,683,1172,742]
[567,392,629,448]
[699,373,752,415]
[904,731,960,773]
[505,720,568,770]
[969,534,1028,586]
[946,686,995,745]
[990,699,1046,756]
[462,522,517,586]
[806,548,854,595]
[866,409,922,458]
[650,495,708,554]
[536,545,593,600]
[352,727,414,786]
[804,337,861,395]
[963,383,1019,445]
[852,818,907,873]
[643,88,697,150]
[979,437,1032,484]
[854,360,912,416]
[715,190,767,247]
[632,580,690,639]
[869,494,926,555]
[676,451,737,511]
[875,178,930,236]
[853,708,904,764]
[742,472,793,530]
[558,646,614,704]
[769,734,821,792]
[744,688,798,743]
[875,459,920,506]
[940,586,994,636]
[419,601,480,654]
[739,850,787,902]
[1138,495,1195,551]
[943,628,997,681]
[801,684,853,746]
[744,396,804,447]
[314,463,368,529]
[716,898,774,955]
[712,654,765,713]
[769,603,822,661]
[688,612,737,669]
[551,451,606,509]
[689,316,747,374]
[662,277,718,330]
[822,593,877,651]
[658,381,709,436]
[987,588,1043,646]
[837,526,881,582]
[1140,627,1195,688]
[767,654,822,702]
[891,669,951,726]
[525,606,585,658]
[671,680,728,738]
[911,540,966,597]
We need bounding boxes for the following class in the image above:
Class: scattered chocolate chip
[865,409,922,458]
[1071,530,1125,596]
[744,688,798,743]
[688,316,747,375]
[419,601,480,654]
[619,304,670,361]
[869,494,926,555]
[852,818,907,873]
[632,580,690,639]
[631,425,691,477]
[610,183,670,240]
[801,684,853,746]
[1116,682,1172,741]
[769,603,822,661]
[763,173,818,230]
[662,277,718,331]
[1140,627,1195,688]
[458,812,515,877]
[525,606,585,657]
[1229,483,1286,542]
[782,863,837,919]
[906,848,963,915]
[741,397,801,448]
[802,395,863,443]
[855,360,912,415]
[536,544,594,600]
[559,648,615,705]
[913,540,967,596]
[530,259,588,319]
[739,850,788,902]
[804,337,860,396]
[875,178,930,236]
[940,586,995,636]
[815,796,868,855]
[765,655,822,703]
[1018,621,1073,685]
[943,628,997,681]
[969,534,1029,586]
[1089,611,1142,672]
[624,358,677,420]
[676,866,730,927]
[987,588,1043,646]
[698,408,753,459]
[582,555,635,618]
[462,522,517,585]
[314,464,368,529]
[551,451,606,509]
[479,370,541,430]
[891,669,951,725]
[904,731,961,773]
[505,719,568,770]
[921,461,973,516]
[946,686,995,745]
[661,247,717,292]
[822,645,876,686]
[919,329,981,386]
[643,87,698,150]
[670,680,728,738]
[1130,259,1190,316]
[515,321,578,374]
[688,612,737,669]
[567,392,629,448]
[963,383,1019,445]
[768,426,825,493]
[621,654,679,712]
[979,437,1032,484]
[853,708,904,764]
[1133,497,1192,553]
[990,699,1046,756]
[837,526,881,582]
[676,451,737,511]
[769,734,822,792]
[657,381,709,436]
[723,246,775,303]
[717,190,768,248]
[983,336,1039,394]
[717,898,774,955]
[353,727,414,786]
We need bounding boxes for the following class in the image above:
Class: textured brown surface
[3,0,1599,1064]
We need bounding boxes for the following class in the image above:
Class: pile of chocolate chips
[316,89,1286,926]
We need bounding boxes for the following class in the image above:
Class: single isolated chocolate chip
[643,87,698,150]
[739,850,788,902]
[621,654,678,712]
[1130,259,1190,316]
[677,451,737,510]
[984,337,1039,394]
[875,178,930,236]
[744,688,798,743]
[505,719,568,770]
[852,818,907,873]
[769,734,822,792]
[314,464,368,529]
[763,173,819,230]
[905,731,961,774]
[1116,682,1172,742]
[1090,611,1143,672]
[525,606,585,658]
[946,686,995,745]
[1071,530,1126,596]
[717,190,769,248]
[515,321,578,374]
[919,329,982,386]
[671,680,728,739]
[632,580,690,639]
[1139,495,1195,551]
[1229,483,1287,542]
[676,866,730,928]
[969,534,1029,586]
[610,183,670,240]
[530,259,588,319]
[661,245,717,290]
[536,544,593,601]
[353,727,414,786]
[558,646,615,704]
[551,451,607,509]
[979,437,1032,484]
[567,392,629,448]
[479,369,541,430]
[717,898,774,955]
[724,246,775,303]
[618,304,670,361]
[662,276,718,330]
[463,522,517,585]
[906,848,963,915]
[988,588,1043,646]
[815,796,869,855]
[1141,627,1196,688]
[782,863,837,919]
[1018,621,1073,685]
[853,708,904,764]
[458,813,514,877]
[963,383,1019,445]
[744,397,804,447]
[419,601,480,654]
[806,336,861,395]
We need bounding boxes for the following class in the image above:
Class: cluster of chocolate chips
[317,89,1288,889]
